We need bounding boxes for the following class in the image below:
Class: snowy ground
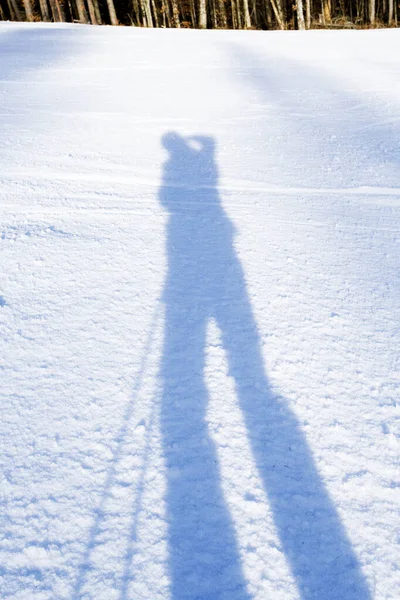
[1,23,399,600]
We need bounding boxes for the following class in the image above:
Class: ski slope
[1,23,399,600]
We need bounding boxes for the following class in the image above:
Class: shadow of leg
[160,301,251,600]
[215,261,371,600]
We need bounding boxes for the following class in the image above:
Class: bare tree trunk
[305,0,311,26]
[170,0,180,26]
[93,0,102,22]
[106,0,118,24]
[75,0,89,22]
[151,0,159,26]
[236,0,243,26]
[139,0,148,24]
[198,0,207,27]
[140,0,153,25]
[270,0,285,28]
[131,0,141,25]
[231,0,238,27]
[388,0,393,21]
[147,0,154,25]
[210,0,218,26]
[242,0,252,26]
[322,0,331,23]
[86,0,98,22]
[369,0,375,23]
[48,0,64,20]
[250,0,258,27]
[297,0,305,27]
[8,0,22,20]
[190,0,197,26]
[22,0,34,19]
[217,0,227,26]
[160,0,170,26]
[57,0,65,20]
[38,0,51,20]
[264,0,273,27]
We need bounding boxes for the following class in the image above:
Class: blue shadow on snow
[159,132,371,600]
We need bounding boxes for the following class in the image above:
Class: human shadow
[160,133,251,600]
[159,132,371,600]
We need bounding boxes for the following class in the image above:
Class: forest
[0,0,398,33]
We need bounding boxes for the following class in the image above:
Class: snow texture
[1,23,399,600]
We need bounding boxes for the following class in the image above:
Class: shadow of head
[161,131,218,199]
[162,131,215,155]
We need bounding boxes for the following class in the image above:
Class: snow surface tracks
[1,24,399,600]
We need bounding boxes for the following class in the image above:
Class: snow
[1,22,399,600]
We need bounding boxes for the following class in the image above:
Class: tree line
[0,0,398,30]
